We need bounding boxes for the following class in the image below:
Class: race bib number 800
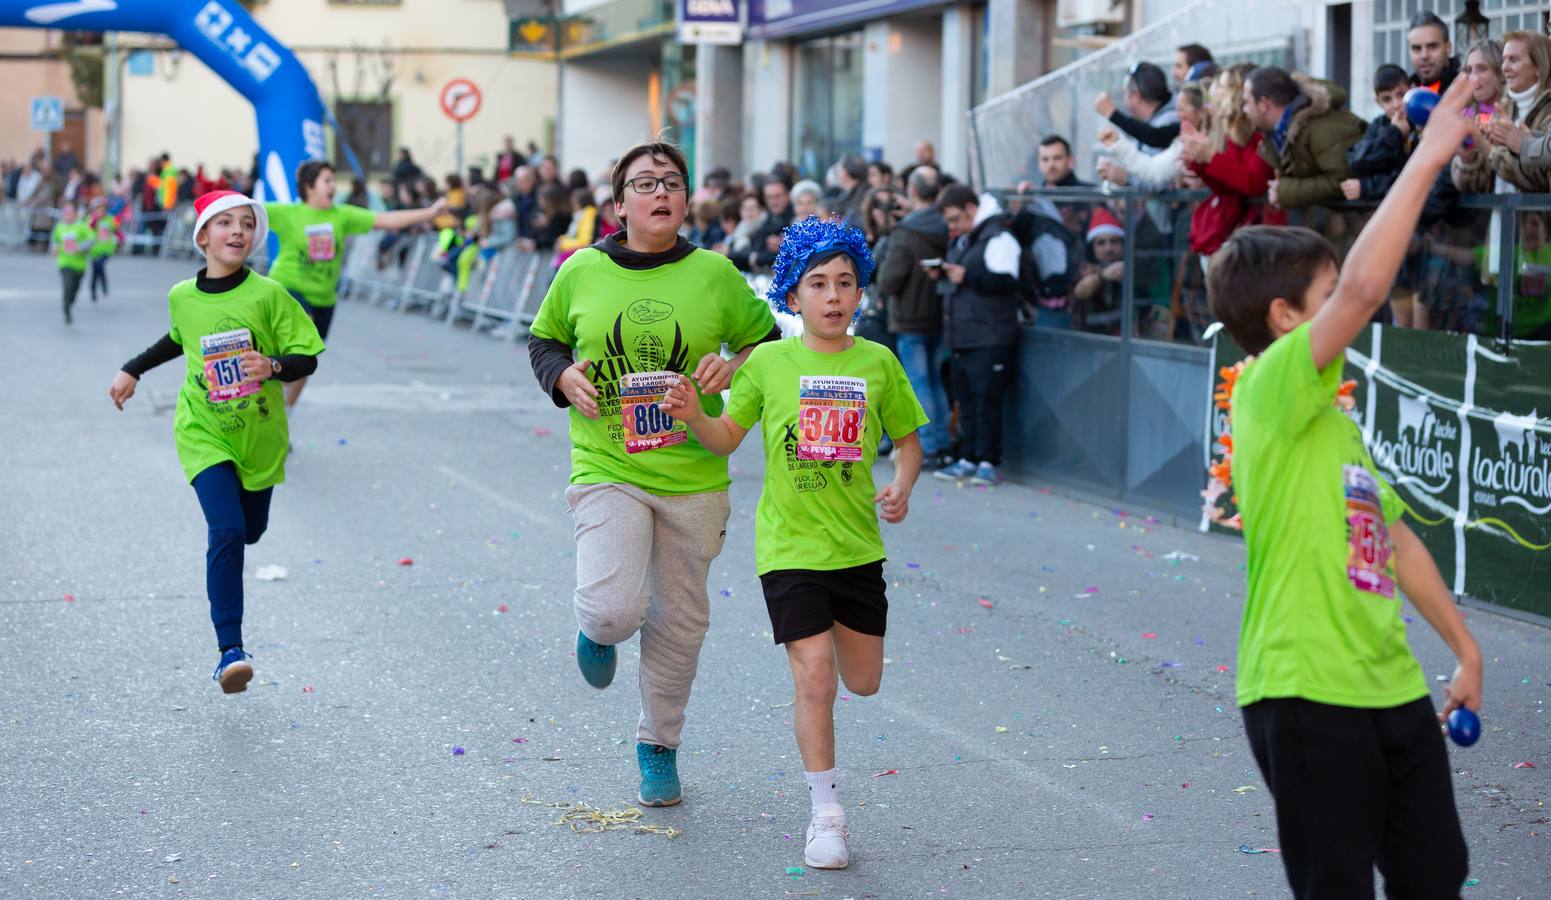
[797,376,867,461]
[621,371,689,454]
[200,328,260,403]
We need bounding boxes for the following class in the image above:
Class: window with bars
[1373,0,1548,73]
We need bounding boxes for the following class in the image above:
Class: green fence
[1206,327,1551,619]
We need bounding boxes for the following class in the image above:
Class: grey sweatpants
[565,482,731,749]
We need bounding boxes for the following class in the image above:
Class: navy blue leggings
[191,463,273,649]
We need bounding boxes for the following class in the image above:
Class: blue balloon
[1405,87,1440,129]
[0,0,326,206]
[1447,707,1480,747]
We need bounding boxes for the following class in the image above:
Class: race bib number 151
[201,328,260,403]
[797,376,867,461]
[1343,464,1395,598]
[621,371,688,454]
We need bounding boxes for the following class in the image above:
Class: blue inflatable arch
[0,0,326,202]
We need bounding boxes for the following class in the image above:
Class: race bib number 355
[305,222,336,262]
[1343,464,1395,598]
[797,376,867,461]
[621,371,688,454]
[200,328,260,403]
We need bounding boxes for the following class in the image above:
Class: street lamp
[1455,1,1490,48]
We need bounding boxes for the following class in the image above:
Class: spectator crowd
[4,11,1548,479]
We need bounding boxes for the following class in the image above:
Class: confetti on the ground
[338,439,347,446]
[1216,664,1230,673]
[521,796,681,838]
[302,686,314,693]
[1142,813,1155,822]
[497,604,509,613]
[994,726,1009,733]
[873,769,899,777]
[398,557,414,566]
[452,747,466,756]
[1237,845,1280,854]
[255,565,287,581]
[1163,551,1199,562]
[513,738,528,743]
[978,598,994,609]
[1233,785,1258,794]
[1142,632,1157,639]
[1084,586,1099,593]
[1513,761,1535,769]
[1464,878,1481,887]
[906,562,921,569]
[533,427,553,437]
[1158,662,1183,669]
[63,593,74,602]
[719,589,733,597]
[785,866,803,878]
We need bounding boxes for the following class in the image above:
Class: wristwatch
[269,356,283,377]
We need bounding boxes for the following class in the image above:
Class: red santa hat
[1086,206,1125,243]
[192,190,269,260]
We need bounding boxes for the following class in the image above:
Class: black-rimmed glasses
[624,174,688,195]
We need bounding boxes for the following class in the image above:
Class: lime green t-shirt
[726,336,928,575]
[1231,322,1426,709]
[52,222,93,272]
[91,217,119,258]
[167,271,326,491]
[264,202,377,308]
[529,246,777,496]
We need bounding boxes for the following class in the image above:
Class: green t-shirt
[529,246,777,496]
[264,202,377,308]
[1231,322,1426,709]
[726,336,928,575]
[1476,244,1551,338]
[91,217,119,258]
[167,271,326,491]
[52,222,93,271]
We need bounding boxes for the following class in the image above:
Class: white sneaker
[804,810,850,869]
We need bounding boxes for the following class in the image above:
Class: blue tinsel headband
[766,216,875,315]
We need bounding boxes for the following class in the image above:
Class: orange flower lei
[1203,357,1357,531]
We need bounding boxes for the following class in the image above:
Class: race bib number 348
[621,371,688,454]
[797,376,867,461]
[200,328,260,403]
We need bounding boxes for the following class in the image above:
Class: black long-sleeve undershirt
[120,266,317,382]
[121,334,317,382]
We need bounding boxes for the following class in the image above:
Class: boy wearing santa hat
[107,191,325,693]
[1073,206,1127,334]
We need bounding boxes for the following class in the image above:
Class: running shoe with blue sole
[576,630,617,689]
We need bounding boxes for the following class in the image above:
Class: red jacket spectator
[1186,131,1287,256]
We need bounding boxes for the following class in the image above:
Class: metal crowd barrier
[337,231,557,341]
[0,200,194,257]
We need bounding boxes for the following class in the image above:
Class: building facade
[113,0,555,184]
[0,29,106,174]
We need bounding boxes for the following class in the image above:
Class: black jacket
[876,206,949,335]
[735,206,794,272]
[1347,114,1410,199]
[943,200,1023,350]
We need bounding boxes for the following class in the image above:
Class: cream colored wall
[0,29,104,171]
[119,0,556,182]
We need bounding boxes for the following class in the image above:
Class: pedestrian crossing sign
[30,96,64,132]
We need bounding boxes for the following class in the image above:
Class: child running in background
[88,196,118,303]
[1205,75,1484,898]
[661,217,927,870]
[108,191,325,694]
[50,201,93,325]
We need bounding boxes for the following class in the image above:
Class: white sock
[805,768,841,816]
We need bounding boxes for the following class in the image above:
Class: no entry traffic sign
[439,78,482,123]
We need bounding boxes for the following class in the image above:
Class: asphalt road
[1,251,1546,899]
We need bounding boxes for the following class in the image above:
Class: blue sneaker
[971,461,1003,486]
[576,630,616,689]
[212,647,253,694]
[636,742,682,807]
[933,458,976,481]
